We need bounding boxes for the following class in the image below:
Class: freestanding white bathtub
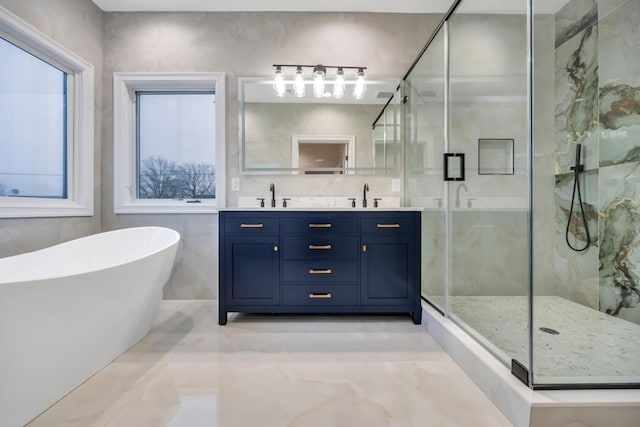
[0,226,180,427]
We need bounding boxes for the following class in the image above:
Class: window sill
[114,200,219,215]
[0,198,93,218]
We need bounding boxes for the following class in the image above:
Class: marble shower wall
[552,0,640,324]
[553,170,599,307]
[101,12,442,299]
[0,0,103,257]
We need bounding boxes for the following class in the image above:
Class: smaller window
[113,73,225,214]
[136,92,217,200]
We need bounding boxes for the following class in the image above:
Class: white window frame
[0,6,94,218]
[113,72,226,214]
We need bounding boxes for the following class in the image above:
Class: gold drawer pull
[309,293,332,299]
[309,244,332,250]
[309,268,332,274]
[377,224,400,228]
[240,223,264,228]
[309,223,332,228]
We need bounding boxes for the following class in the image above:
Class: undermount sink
[237,196,401,209]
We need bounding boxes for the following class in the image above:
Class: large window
[0,7,94,218]
[0,37,67,199]
[113,73,225,213]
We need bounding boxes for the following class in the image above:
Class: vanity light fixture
[272,64,366,99]
[313,65,326,98]
[333,67,345,99]
[273,66,286,97]
[353,67,367,99]
[294,66,305,98]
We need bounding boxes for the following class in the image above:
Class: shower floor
[431,295,640,384]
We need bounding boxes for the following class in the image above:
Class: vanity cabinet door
[224,236,280,306]
[360,235,415,306]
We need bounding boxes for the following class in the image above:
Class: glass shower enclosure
[402,0,640,388]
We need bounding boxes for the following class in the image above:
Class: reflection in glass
[239,77,399,174]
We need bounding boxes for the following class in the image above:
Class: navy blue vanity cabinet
[218,212,280,325]
[281,214,359,308]
[360,213,421,324]
[219,210,421,325]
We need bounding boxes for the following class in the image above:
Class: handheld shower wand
[565,143,591,252]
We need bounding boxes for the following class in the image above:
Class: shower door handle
[443,153,465,181]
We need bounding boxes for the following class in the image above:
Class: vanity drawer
[282,217,358,234]
[360,216,415,234]
[282,236,358,260]
[282,260,358,282]
[224,217,279,234]
[282,285,358,306]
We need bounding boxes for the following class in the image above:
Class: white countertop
[220,207,424,212]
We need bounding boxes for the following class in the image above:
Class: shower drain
[539,327,560,335]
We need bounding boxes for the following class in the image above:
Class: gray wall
[0,0,104,257]
[244,103,381,169]
[0,4,441,300]
[101,11,441,299]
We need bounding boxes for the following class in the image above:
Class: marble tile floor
[28,300,512,427]
[445,296,640,383]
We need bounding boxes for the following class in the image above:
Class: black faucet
[362,183,369,208]
[270,183,276,207]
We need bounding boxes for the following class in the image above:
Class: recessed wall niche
[478,138,514,175]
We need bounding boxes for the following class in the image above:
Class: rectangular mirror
[239,76,400,174]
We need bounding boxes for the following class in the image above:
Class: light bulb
[294,67,305,98]
[333,68,345,99]
[273,66,286,97]
[353,68,366,99]
[313,65,326,98]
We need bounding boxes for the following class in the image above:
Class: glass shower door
[446,1,531,371]
[404,29,446,313]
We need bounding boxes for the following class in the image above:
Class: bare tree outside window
[138,157,215,199]
[136,92,216,201]
[138,156,179,199]
[178,162,216,198]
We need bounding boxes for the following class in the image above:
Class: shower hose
[565,143,591,252]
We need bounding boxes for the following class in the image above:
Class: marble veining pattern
[28,300,512,427]
[555,24,599,174]
[447,296,640,382]
[555,170,599,248]
[598,0,640,167]
[598,161,640,324]
[555,0,598,49]
[553,170,599,308]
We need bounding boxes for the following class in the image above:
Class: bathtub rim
[0,226,180,285]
